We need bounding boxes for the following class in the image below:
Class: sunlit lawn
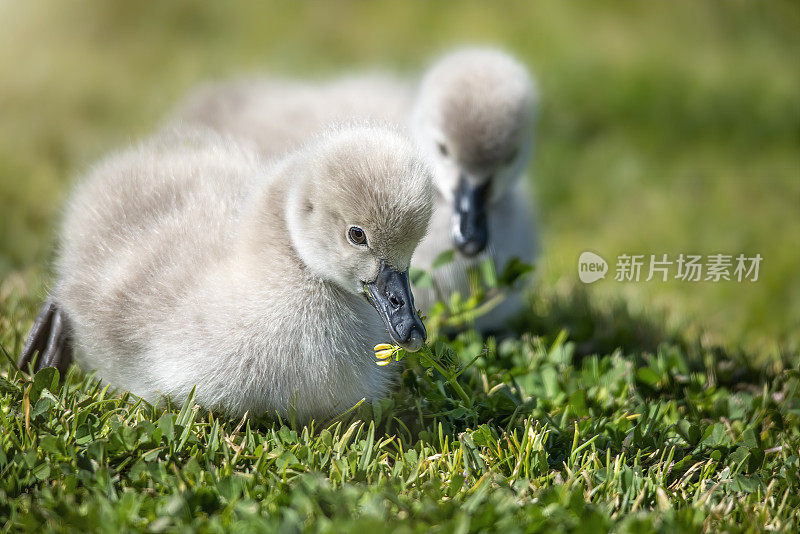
[1,1,798,532]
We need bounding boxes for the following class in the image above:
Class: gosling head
[411,47,537,257]
[285,125,433,352]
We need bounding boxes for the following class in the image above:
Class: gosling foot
[18,299,73,375]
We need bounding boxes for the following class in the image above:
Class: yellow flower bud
[375,349,394,360]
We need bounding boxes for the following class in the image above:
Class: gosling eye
[437,142,449,157]
[347,226,368,246]
[504,149,519,166]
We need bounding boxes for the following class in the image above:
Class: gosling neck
[234,156,305,272]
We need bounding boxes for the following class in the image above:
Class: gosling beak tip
[400,330,425,353]
[452,230,487,257]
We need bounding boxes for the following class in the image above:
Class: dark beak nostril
[387,293,402,309]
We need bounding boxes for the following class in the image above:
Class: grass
[1,1,799,532]
[2,305,799,532]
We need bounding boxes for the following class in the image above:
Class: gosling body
[44,126,431,421]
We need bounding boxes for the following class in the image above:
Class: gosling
[409,48,539,332]
[170,47,539,331]
[19,125,432,422]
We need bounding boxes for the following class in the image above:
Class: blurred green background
[1,1,798,359]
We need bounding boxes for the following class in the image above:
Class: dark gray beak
[364,260,426,352]
[452,178,490,257]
